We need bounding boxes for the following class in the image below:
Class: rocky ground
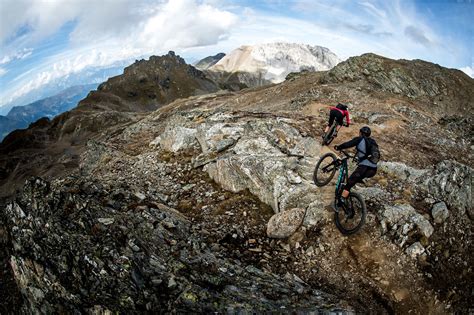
[1,53,473,313]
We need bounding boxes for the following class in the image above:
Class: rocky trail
[267,143,447,313]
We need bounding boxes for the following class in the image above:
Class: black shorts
[328,109,344,127]
[345,165,377,191]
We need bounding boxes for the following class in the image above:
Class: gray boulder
[379,161,428,181]
[267,208,306,238]
[431,201,449,224]
[157,126,198,152]
[405,242,425,258]
[422,160,473,219]
[378,204,434,239]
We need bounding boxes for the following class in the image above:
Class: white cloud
[1,0,237,48]
[0,0,152,45]
[4,47,135,103]
[137,0,237,50]
[359,1,387,20]
[0,67,7,76]
[460,66,473,78]
[69,0,154,43]
[0,48,33,64]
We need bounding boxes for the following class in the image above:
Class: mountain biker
[324,103,350,135]
[334,126,378,201]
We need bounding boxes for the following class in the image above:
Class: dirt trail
[348,232,444,313]
[302,219,446,313]
[306,144,447,314]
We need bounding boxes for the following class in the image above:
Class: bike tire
[322,124,337,145]
[325,132,336,145]
[334,192,366,235]
[313,152,338,187]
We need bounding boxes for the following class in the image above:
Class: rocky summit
[0,51,473,314]
[194,53,226,70]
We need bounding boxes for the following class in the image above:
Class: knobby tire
[334,192,366,235]
[313,152,338,187]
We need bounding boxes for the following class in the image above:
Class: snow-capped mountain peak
[209,42,341,83]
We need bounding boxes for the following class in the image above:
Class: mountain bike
[313,150,366,235]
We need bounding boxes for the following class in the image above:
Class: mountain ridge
[0,65,126,115]
[0,84,97,141]
[77,51,219,112]
[0,51,221,195]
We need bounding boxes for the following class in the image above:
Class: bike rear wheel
[334,192,366,235]
[313,152,338,187]
[323,123,337,145]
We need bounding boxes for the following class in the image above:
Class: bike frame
[316,150,366,234]
[334,158,348,200]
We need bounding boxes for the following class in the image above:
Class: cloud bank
[0,0,238,108]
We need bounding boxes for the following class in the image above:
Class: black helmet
[360,126,371,137]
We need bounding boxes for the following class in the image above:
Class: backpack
[336,103,348,111]
[361,137,380,164]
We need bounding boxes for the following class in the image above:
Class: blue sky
[0,0,472,113]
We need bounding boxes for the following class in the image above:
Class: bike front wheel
[313,152,338,187]
[334,192,366,235]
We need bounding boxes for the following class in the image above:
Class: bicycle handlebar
[339,149,356,160]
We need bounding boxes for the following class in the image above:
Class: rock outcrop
[3,177,348,313]
[155,111,329,229]
[421,160,473,219]
[323,53,474,116]
[194,53,226,70]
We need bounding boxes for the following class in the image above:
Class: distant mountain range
[0,84,97,141]
[202,42,341,88]
[1,43,339,140]
[0,64,126,115]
